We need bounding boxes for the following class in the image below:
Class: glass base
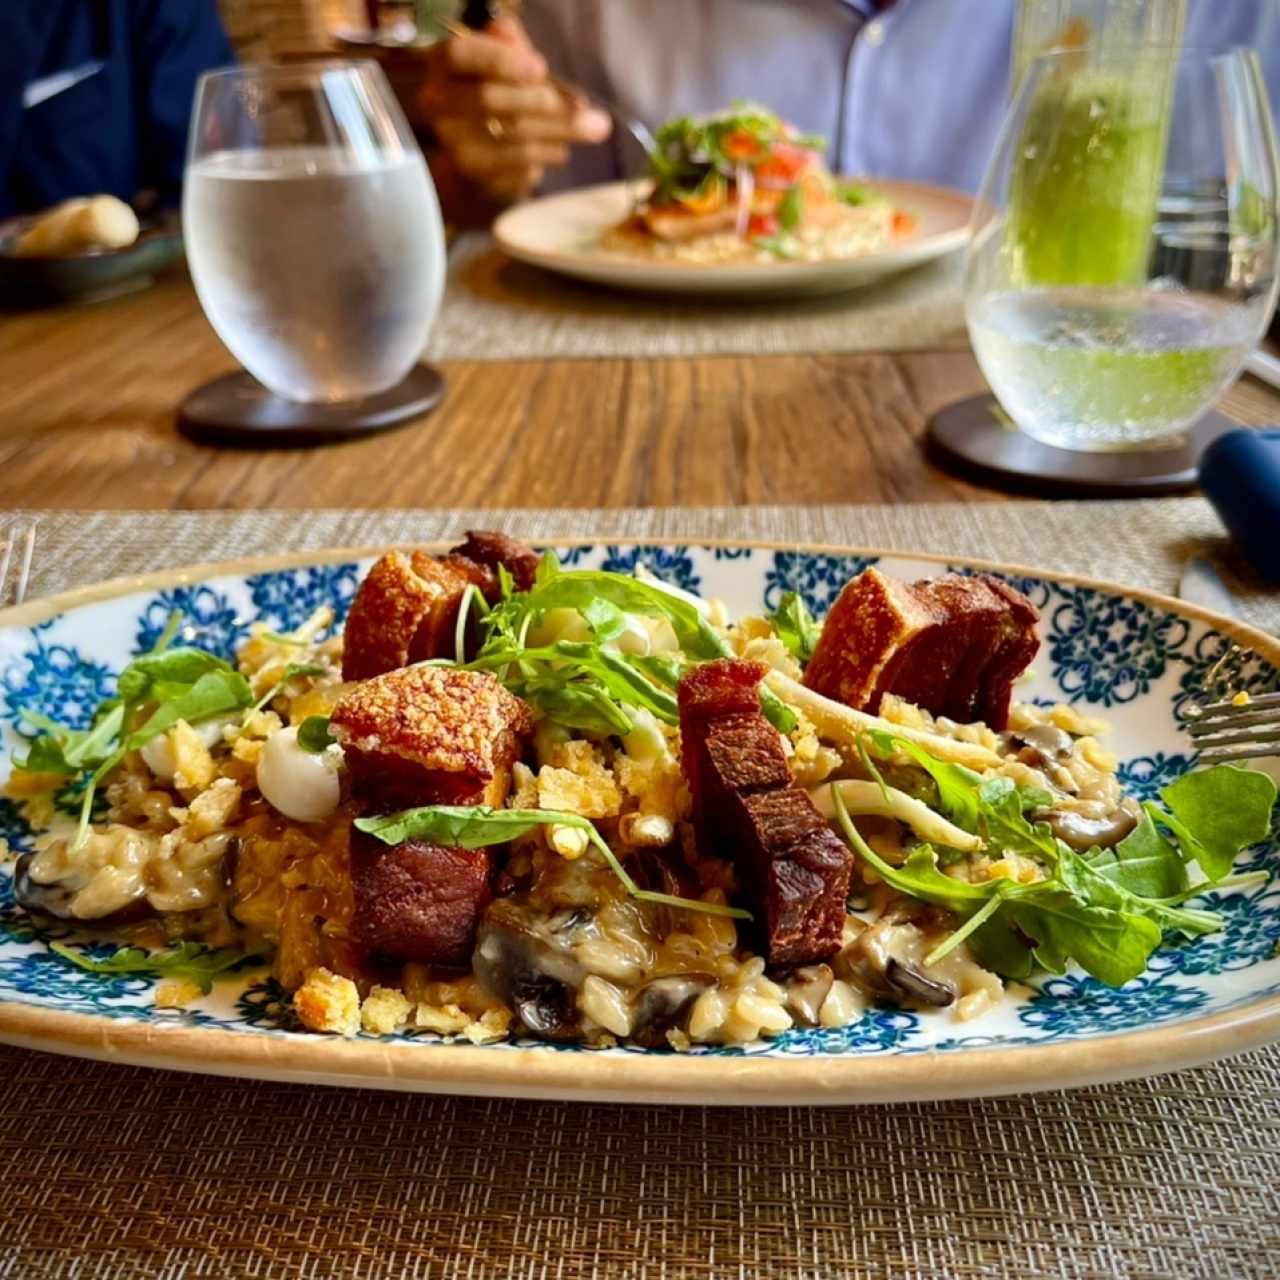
[1015,421,1192,455]
[176,364,446,448]
[926,395,1236,496]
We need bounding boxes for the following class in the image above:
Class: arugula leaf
[631,653,687,689]
[768,591,821,664]
[1090,812,1188,900]
[297,715,336,753]
[868,730,987,832]
[759,687,798,734]
[1058,846,1216,942]
[245,661,326,719]
[356,805,751,920]
[1150,765,1277,880]
[829,770,1185,988]
[517,570,727,662]
[581,596,627,643]
[64,703,127,768]
[150,609,184,655]
[1006,883,1162,987]
[116,647,233,705]
[49,941,260,995]
[777,184,805,232]
[468,639,679,735]
[15,736,79,775]
[127,669,253,750]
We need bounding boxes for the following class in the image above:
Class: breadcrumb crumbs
[154,979,202,1008]
[294,967,360,1036]
[360,985,412,1035]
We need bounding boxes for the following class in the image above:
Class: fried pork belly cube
[732,788,853,969]
[803,568,1040,731]
[330,667,533,967]
[448,530,541,593]
[330,665,533,812]
[348,829,494,967]
[341,532,543,681]
[679,658,853,967]
[341,550,493,681]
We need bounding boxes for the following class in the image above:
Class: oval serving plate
[493,179,972,298]
[0,539,1277,1105]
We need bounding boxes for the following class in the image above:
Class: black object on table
[176,365,446,448]
[927,397,1237,498]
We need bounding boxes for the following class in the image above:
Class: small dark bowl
[0,211,184,307]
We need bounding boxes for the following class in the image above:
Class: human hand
[415,16,612,204]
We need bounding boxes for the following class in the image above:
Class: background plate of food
[494,105,972,296]
[0,537,1276,1105]
[0,196,183,307]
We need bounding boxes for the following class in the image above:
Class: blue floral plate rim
[0,537,1276,1106]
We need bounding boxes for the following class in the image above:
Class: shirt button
[864,18,885,45]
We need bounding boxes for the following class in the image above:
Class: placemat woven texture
[3,502,1278,1280]
[423,236,968,362]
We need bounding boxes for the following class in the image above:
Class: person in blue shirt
[410,0,1280,218]
[0,0,233,218]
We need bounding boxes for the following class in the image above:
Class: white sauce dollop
[256,725,344,823]
[140,715,237,783]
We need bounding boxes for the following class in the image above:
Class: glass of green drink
[965,46,1279,452]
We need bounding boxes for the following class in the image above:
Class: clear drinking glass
[964,46,1279,452]
[183,61,445,404]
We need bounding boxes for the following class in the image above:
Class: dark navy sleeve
[130,0,235,207]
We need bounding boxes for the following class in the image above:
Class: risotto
[6,535,1274,1051]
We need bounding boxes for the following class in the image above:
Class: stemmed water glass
[964,45,1279,453]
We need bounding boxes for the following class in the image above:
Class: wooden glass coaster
[177,365,446,448]
[927,395,1237,497]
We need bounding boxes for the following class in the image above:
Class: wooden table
[3,269,1278,511]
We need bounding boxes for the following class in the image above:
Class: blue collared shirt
[0,0,233,217]
[522,0,1280,194]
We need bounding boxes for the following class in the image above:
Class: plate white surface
[0,539,1277,1105]
[493,180,972,296]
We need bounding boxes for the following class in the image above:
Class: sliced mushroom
[1040,798,1140,851]
[885,957,955,1007]
[834,915,957,1009]
[1010,722,1075,769]
[12,850,153,926]
[472,901,590,1041]
[785,964,835,1026]
[629,973,715,1048]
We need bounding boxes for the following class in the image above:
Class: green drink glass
[1008,56,1174,286]
[965,46,1279,452]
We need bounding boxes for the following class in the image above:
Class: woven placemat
[423,235,968,362]
[2,501,1279,1279]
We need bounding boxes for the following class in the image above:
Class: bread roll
[11,195,141,257]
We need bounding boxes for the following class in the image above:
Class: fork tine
[1188,707,1280,737]
[14,522,35,606]
[1188,691,1280,719]
[1198,743,1280,765]
[1189,725,1280,751]
[0,529,14,607]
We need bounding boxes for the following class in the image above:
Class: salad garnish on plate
[601,101,916,264]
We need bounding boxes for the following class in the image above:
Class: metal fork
[1186,690,1280,764]
[0,523,37,609]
